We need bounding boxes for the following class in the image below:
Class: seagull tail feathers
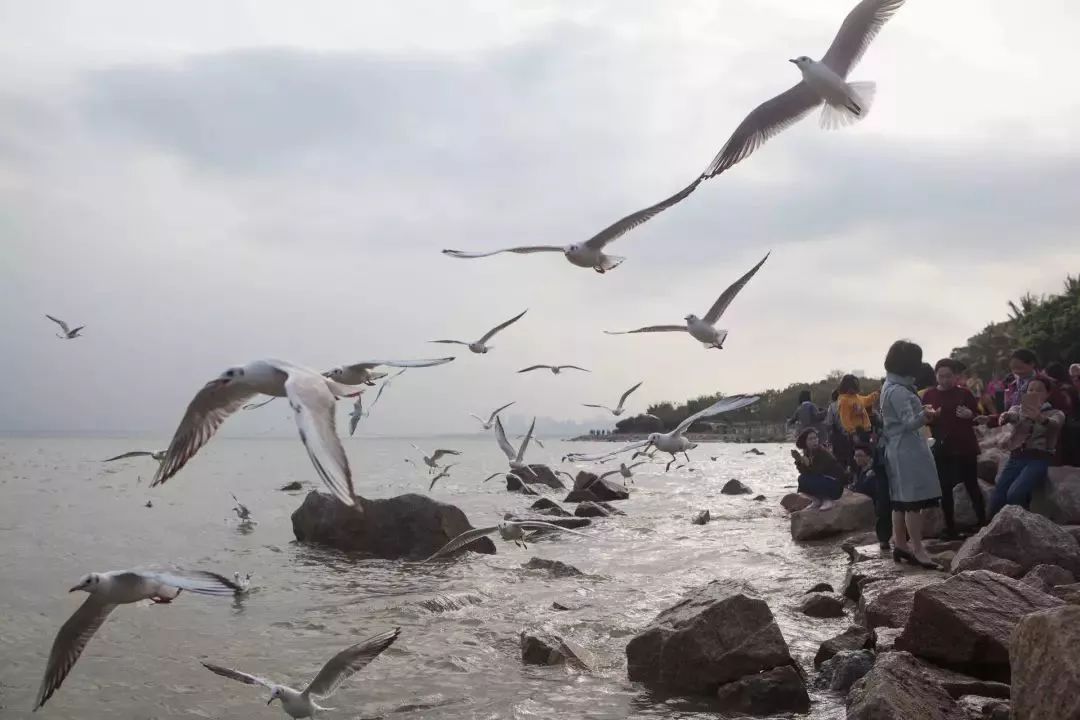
[821,81,876,129]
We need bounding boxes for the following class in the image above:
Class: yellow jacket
[837,392,877,433]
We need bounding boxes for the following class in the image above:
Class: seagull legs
[665,455,676,472]
[683,452,691,463]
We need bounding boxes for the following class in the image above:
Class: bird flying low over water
[701,0,905,179]
[323,357,452,386]
[442,177,701,274]
[348,368,406,435]
[45,314,84,339]
[430,309,527,354]
[605,253,769,349]
[103,450,166,463]
[410,445,462,473]
[423,520,588,562]
[469,401,516,430]
[517,364,590,375]
[427,464,457,491]
[584,381,644,417]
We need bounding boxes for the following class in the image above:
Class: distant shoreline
[567,432,789,444]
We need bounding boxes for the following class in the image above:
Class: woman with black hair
[791,428,847,510]
[787,389,826,438]
[880,340,943,569]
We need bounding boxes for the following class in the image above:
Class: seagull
[152,359,365,507]
[201,628,400,719]
[231,493,252,521]
[469,401,516,430]
[517,364,590,375]
[34,570,243,710]
[233,572,253,592]
[410,445,462,473]
[430,309,527,354]
[103,450,166,463]
[605,253,769,349]
[348,368,406,435]
[516,434,544,449]
[599,461,647,484]
[427,464,457,491]
[423,520,588,562]
[324,357,452,386]
[442,177,701,273]
[584,381,644,416]
[701,0,905,179]
[45,314,84,339]
[491,416,538,481]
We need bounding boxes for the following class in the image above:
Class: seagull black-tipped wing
[822,0,906,77]
[304,628,401,699]
[702,252,770,325]
[422,526,499,562]
[478,309,528,344]
[34,596,116,710]
[583,176,703,250]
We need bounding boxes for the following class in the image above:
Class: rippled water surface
[0,436,852,719]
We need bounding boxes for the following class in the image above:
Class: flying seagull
[410,445,461,473]
[489,416,538,482]
[34,569,243,710]
[702,0,905,179]
[323,357,452,386]
[427,464,457,492]
[231,493,252,521]
[152,359,365,507]
[605,253,769,349]
[584,381,644,416]
[103,450,166,463]
[517,364,590,375]
[45,314,85,339]
[201,628,400,719]
[469,401,516,430]
[423,520,588,562]
[430,309,527,354]
[599,461,647,484]
[515,433,544,449]
[348,368,406,435]
[442,177,701,274]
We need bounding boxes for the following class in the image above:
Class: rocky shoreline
[567,431,787,443]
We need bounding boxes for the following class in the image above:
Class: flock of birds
[33,0,907,715]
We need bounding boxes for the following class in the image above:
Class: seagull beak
[267,697,276,705]
[788,58,797,64]
[69,585,80,592]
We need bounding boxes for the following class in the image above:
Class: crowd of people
[788,345,1080,570]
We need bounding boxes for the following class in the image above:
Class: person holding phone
[791,428,847,511]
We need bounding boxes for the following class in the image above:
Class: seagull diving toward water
[469,401,516,430]
[45,314,85,339]
[201,628,400,719]
[152,359,365,507]
[427,464,457,491]
[103,450,166,463]
[423,520,588,562]
[348,368,406,435]
[517,364,590,375]
[606,253,769,349]
[702,0,905,179]
[410,445,462,473]
[480,416,538,484]
[584,381,643,416]
[430,309,527,354]
[442,177,701,274]
[599,461,647,484]
[324,357,452,386]
[34,570,244,710]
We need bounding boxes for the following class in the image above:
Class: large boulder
[505,474,541,494]
[721,479,753,495]
[625,580,799,696]
[714,665,810,715]
[290,491,496,559]
[564,472,629,503]
[952,553,1023,578]
[1010,605,1080,720]
[574,501,624,518]
[529,498,571,517]
[815,625,872,667]
[781,493,813,513]
[799,592,845,618]
[896,570,1064,681]
[858,574,942,630]
[815,649,874,693]
[790,490,875,541]
[847,652,967,720]
[1030,465,1080,524]
[952,480,994,528]
[1020,563,1075,592]
[952,505,1080,576]
[525,464,566,489]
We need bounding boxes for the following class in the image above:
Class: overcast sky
[2,1,1078,438]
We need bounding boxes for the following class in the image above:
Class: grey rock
[806,581,835,594]
[521,557,583,577]
[815,649,874,692]
[814,625,872,668]
[952,505,1080,576]
[714,664,810,715]
[1010,605,1080,720]
[529,498,571,517]
[790,490,875,541]
[1020,563,1075,592]
[721,478,753,495]
[799,592,845,618]
[691,509,710,525]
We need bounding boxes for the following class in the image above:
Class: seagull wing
[102,451,154,462]
[349,401,363,436]
[242,396,278,411]
[34,595,117,710]
[487,401,515,423]
[422,526,499,562]
[616,381,644,411]
[674,394,761,435]
[152,377,260,487]
[605,325,687,335]
[493,417,516,461]
[701,82,821,178]
[481,472,503,483]
[137,570,244,597]
[365,357,453,369]
[45,314,70,334]
[304,628,401,699]
[430,449,461,463]
[442,246,564,259]
[369,369,406,411]
[516,417,537,463]
[283,370,356,507]
[822,0,906,77]
[430,340,470,346]
[598,469,621,480]
[478,309,528,344]
[517,365,551,373]
[511,520,589,538]
[702,252,770,325]
[564,440,651,463]
[583,176,703,250]
[582,404,612,412]
[200,662,276,690]
[558,366,590,373]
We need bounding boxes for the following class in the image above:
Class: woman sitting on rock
[791,428,848,511]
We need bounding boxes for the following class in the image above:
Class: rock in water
[574,501,625,518]
[505,474,541,494]
[625,579,800,696]
[290,491,496,560]
[847,652,967,720]
[721,479,753,495]
[416,592,486,613]
[1030,465,1080,524]
[691,509,710,525]
[714,665,810,715]
[814,625,871,667]
[781,493,813,513]
[896,569,1064,681]
[815,649,874,692]
[529,498,571,517]
[526,464,566,489]
[279,481,303,491]
[806,581,835,594]
[790,491,875,541]
[858,574,946,630]
[799,592,845,618]
[752,494,766,501]
[841,563,905,603]
[952,505,1080,576]
[1010,605,1080,720]
[520,631,593,669]
[564,473,629,503]
[1020,563,1075,592]
[521,557,583,577]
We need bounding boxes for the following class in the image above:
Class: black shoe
[892,548,915,564]
[913,556,945,571]
[879,542,891,551]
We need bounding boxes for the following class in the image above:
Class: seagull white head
[267,687,282,705]
[218,366,246,385]
[684,313,698,323]
[789,56,812,67]
[69,573,101,593]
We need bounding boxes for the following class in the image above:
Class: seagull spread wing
[558,365,590,373]
[674,394,760,435]
[582,404,612,412]
[583,176,703,250]
[422,526,500,562]
[428,465,455,491]
[34,595,117,710]
[487,401,515,423]
[515,417,537,463]
[283,370,356,507]
[45,314,71,334]
[481,472,503,483]
[617,381,644,410]
[702,252,770,325]
[201,662,277,690]
[702,82,822,178]
[137,570,244,597]
[493,417,517,462]
[429,449,461,463]
[605,325,687,335]
[102,451,155,462]
[822,0,906,77]
[479,309,528,344]
[564,440,651,463]
[153,378,261,487]
[511,520,589,538]
[517,365,552,373]
[349,399,363,436]
[430,340,470,346]
[442,246,564,259]
[304,628,401,699]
